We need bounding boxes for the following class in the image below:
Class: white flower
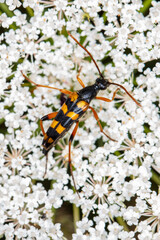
[1,0,160,239]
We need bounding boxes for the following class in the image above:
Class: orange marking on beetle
[77,101,89,111]
[70,92,78,102]
[61,103,68,114]
[56,124,66,134]
[67,112,79,120]
[48,137,54,143]
[51,120,59,129]
[43,133,49,141]
[43,134,53,143]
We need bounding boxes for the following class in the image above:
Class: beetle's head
[95,77,111,90]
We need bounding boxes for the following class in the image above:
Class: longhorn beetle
[21,31,141,196]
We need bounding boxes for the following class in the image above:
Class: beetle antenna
[67,31,103,78]
[110,82,141,107]
[68,32,141,107]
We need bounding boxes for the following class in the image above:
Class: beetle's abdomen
[42,92,89,154]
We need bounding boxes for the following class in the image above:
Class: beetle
[21,31,141,196]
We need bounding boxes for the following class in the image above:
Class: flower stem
[140,0,153,14]
[0,3,14,17]
[73,204,80,232]
[116,216,130,232]
[151,169,160,185]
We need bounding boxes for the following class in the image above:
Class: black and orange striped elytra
[21,31,141,197]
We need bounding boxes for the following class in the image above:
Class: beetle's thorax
[77,84,99,103]
[77,77,110,103]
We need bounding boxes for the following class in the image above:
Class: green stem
[52,206,56,222]
[20,0,34,17]
[0,3,14,17]
[116,216,130,232]
[140,0,153,14]
[0,3,17,30]
[73,204,80,232]
[151,169,160,185]
[26,6,34,17]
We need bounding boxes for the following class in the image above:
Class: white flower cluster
[0,0,160,239]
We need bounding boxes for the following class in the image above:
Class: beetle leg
[76,67,85,88]
[68,121,80,198]
[89,106,117,142]
[95,88,120,102]
[21,71,73,96]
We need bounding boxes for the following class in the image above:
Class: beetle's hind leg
[42,142,56,178]
[68,121,80,198]
[44,152,48,178]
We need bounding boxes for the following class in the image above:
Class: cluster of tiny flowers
[0,0,160,239]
